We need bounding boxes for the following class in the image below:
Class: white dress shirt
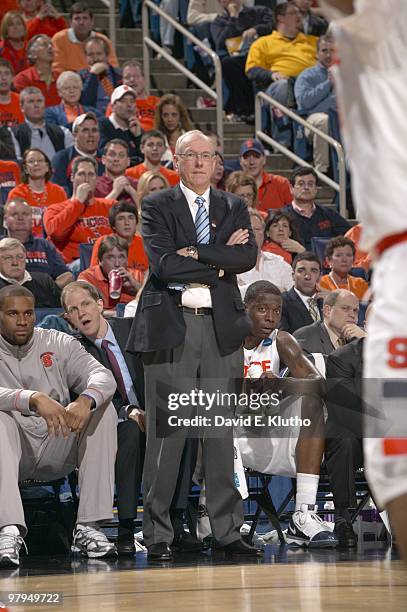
[179,181,212,308]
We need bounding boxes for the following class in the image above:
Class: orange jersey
[13,67,61,107]
[43,196,116,263]
[0,92,24,127]
[125,163,179,186]
[90,232,148,273]
[105,95,160,132]
[78,264,144,309]
[257,172,293,213]
[7,182,67,238]
[319,273,369,301]
[26,15,67,40]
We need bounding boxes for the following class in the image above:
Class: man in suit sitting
[126,129,259,561]
[62,280,203,555]
[293,289,360,355]
[280,251,322,334]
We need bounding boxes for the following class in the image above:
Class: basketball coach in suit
[126,130,259,561]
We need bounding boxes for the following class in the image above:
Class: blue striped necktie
[195,196,210,244]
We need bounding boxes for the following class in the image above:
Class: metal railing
[255,91,348,218]
[142,0,224,147]
[100,0,116,50]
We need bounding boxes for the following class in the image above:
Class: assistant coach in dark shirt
[126,129,259,561]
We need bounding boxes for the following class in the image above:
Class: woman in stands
[45,70,99,128]
[0,11,28,75]
[136,170,169,208]
[226,171,258,209]
[211,152,225,190]
[13,33,60,106]
[318,235,369,300]
[7,148,66,237]
[89,201,148,278]
[154,93,193,165]
[263,210,305,264]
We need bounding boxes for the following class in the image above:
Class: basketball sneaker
[286,504,338,548]
[0,527,26,567]
[71,524,117,558]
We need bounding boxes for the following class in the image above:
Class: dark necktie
[308,297,320,322]
[101,339,128,404]
[195,195,210,244]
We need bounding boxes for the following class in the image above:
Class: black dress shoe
[117,527,135,556]
[171,531,204,553]
[334,521,358,548]
[216,539,264,556]
[147,542,173,561]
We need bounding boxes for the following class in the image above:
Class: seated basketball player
[240,280,338,548]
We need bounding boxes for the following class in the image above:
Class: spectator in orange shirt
[90,201,148,275]
[79,234,143,313]
[0,11,28,75]
[43,156,115,270]
[318,236,369,301]
[344,223,371,273]
[19,0,67,40]
[126,130,179,187]
[0,57,24,126]
[13,34,60,106]
[96,139,138,204]
[239,139,293,213]
[79,36,122,114]
[7,148,67,237]
[263,210,305,264]
[106,60,160,133]
[52,1,118,73]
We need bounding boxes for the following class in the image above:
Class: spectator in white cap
[51,110,104,196]
[99,85,143,166]
[79,36,122,114]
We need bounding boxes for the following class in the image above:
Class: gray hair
[0,237,26,253]
[175,130,214,155]
[19,87,44,107]
[56,70,83,92]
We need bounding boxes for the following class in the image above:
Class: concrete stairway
[60,1,336,205]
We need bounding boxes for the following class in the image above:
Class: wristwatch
[186,245,198,258]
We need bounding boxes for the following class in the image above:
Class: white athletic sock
[0,525,20,536]
[295,473,319,511]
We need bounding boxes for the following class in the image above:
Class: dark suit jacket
[77,317,145,415]
[280,287,322,334]
[325,338,364,438]
[293,320,335,356]
[127,185,257,355]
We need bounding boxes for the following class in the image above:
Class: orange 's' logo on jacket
[40,352,54,368]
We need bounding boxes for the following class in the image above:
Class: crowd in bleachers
[0,0,376,565]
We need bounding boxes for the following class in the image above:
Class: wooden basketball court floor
[0,543,406,612]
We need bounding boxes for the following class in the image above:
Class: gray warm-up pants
[0,402,117,536]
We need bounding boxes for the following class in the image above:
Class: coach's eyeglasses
[177,152,215,162]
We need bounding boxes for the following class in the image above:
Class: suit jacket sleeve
[197,198,257,273]
[142,197,220,286]
[326,343,363,436]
